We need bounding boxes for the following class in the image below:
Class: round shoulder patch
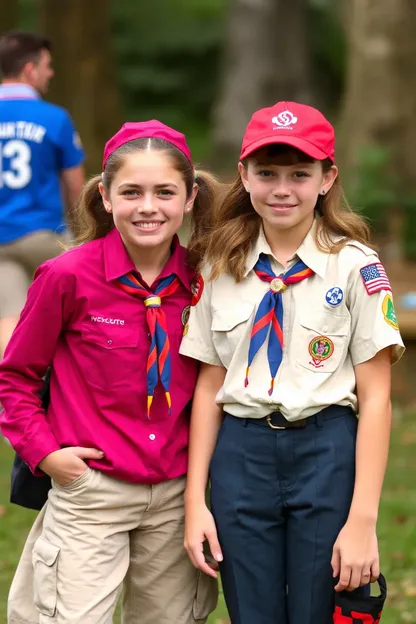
[181,304,190,327]
[325,286,343,307]
[191,274,204,306]
[382,293,399,330]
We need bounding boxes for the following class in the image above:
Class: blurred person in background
[0,30,85,358]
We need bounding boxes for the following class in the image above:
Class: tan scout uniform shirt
[180,222,405,421]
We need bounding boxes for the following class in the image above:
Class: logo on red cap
[272,111,298,128]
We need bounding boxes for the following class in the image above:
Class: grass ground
[1,410,415,623]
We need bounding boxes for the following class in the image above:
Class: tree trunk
[211,0,315,171]
[0,0,18,32]
[339,0,401,172]
[39,0,123,174]
[339,0,416,264]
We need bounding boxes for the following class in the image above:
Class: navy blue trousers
[210,407,368,624]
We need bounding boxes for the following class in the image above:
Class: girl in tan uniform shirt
[180,102,404,624]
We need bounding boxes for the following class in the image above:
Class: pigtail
[71,175,115,246]
[187,169,222,270]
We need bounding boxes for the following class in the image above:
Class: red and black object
[333,574,387,623]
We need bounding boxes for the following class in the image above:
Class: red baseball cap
[240,101,335,163]
[102,120,192,169]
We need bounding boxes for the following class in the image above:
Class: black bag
[10,369,52,510]
[333,574,387,623]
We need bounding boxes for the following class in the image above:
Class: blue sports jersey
[0,84,85,244]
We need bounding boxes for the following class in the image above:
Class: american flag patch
[360,263,391,295]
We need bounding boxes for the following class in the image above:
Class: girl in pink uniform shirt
[0,121,218,624]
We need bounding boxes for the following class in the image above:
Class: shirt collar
[295,219,329,279]
[103,228,193,291]
[244,218,329,279]
[0,83,40,100]
[244,226,274,276]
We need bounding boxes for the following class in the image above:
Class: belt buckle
[266,414,286,430]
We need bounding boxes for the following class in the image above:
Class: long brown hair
[70,138,219,269]
[207,146,371,282]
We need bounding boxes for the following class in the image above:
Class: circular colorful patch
[382,293,399,330]
[191,274,204,306]
[325,286,343,307]
[181,305,191,327]
[308,335,334,366]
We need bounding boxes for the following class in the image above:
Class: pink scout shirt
[0,228,197,484]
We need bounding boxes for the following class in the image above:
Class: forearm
[185,365,226,505]
[348,396,392,523]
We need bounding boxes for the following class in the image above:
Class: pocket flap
[211,304,254,331]
[82,325,139,349]
[193,570,219,620]
[33,537,60,567]
[300,312,350,337]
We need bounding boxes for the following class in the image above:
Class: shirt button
[322,326,328,333]
[107,339,112,345]
[149,433,156,441]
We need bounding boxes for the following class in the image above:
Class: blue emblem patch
[325,287,343,307]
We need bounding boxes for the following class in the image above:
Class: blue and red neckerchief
[117,272,180,417]
[245,254,314,394]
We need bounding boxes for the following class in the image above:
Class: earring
[245,187,250,192]
[321,189,326,196]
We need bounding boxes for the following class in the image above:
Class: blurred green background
[1,0,416,621]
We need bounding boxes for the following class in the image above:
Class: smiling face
[239,145,337,239]
[100,149,197,259]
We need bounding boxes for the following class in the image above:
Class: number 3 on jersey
[0,140,32,189]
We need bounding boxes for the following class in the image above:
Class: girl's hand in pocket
[38,446,104,486]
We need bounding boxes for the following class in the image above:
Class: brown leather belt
[229,405,354,430]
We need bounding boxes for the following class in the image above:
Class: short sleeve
[57,110,85,170]
[179,270,223,366]
[347,258,405,365]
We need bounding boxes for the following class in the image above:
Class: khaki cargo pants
[8,471,218,623]
[0,230,67,319]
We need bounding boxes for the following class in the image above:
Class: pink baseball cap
[240,101,335,162]
[102,120,192,169]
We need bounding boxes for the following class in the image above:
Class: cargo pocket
[192,570,219,621]
[32,537,60,617]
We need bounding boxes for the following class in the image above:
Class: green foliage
[346,146,397,234]
[308,0,346,113]
[345,146,416,260]
[18,0,37,30]
[110,0,228,161]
